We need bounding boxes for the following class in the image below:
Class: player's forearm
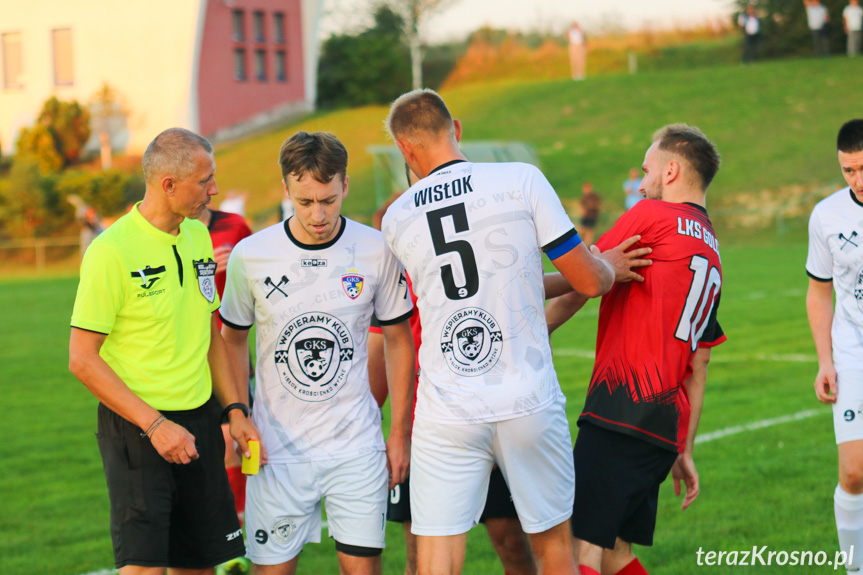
[806,285,835,367]
[221,326,252,405]
[545,291,589,335]
[543,272,575,299]
[683,347,711,454]
[209,320,242,409]
[69,328,163,430]
[367,331,389,408]
[382,326,415,438]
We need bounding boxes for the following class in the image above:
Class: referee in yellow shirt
[69,128,263,574]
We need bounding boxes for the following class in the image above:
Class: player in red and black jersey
[547,124,724,575]
[199,207,252,526]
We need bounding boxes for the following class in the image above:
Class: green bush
[16,96,91,174]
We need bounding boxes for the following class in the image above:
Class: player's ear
[665,160,680,185]
[161,175,175,196]
[453,119,463,143]
[341,175,349,198]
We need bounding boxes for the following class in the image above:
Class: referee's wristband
[222,402,250,420]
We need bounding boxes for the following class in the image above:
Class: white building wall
[0,0,204,155]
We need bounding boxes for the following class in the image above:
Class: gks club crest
[274,312,354,402]
[341,269,364,300]
[440,307,503,377]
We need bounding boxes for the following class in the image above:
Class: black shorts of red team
[572,199,725,547]
[388,466,517,524]
[572,423,678,548]
[96,396,244,568]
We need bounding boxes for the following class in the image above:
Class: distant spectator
[738,5,761,63]
[579,181,602,246]
[844,0,863,56]
[623,168,643,211]
[67,194,104,259]
[568,22,587,81]
[219,190,247,216]
[805,0,831,56]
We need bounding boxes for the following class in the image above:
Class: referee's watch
[222,402,250,419]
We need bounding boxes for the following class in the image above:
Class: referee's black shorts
[387,467,518,524]
[96,396,244,569]
[571,422,678,549]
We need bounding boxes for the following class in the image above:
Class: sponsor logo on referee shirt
[131,265,165,290]
[440,307,503,376]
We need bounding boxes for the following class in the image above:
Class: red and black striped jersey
[578,199,725,452]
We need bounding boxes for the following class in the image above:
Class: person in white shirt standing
[381,88,651,575]
[805,0,832,56]
[738,5,761,63]
[806,119,863,575]
[568,22,586,81]
[844,0,863,55]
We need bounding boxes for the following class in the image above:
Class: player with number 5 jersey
[381,89,652,575]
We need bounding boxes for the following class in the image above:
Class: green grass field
[1,53,856,574]
[0,236,839,574]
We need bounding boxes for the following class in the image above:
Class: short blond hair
[386,89,455,142]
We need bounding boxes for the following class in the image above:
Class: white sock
[835,485,863,572]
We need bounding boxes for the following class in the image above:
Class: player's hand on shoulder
[672,452,699,511]
[814,364,838,404]
[593,235,652,283]
[150,419,199,464]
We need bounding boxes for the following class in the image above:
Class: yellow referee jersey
[71,203,219,410]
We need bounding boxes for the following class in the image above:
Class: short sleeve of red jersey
[595,199,653,252]
[698,293,726,348]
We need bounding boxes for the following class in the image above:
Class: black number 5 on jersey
[426,203,479,300]
[675,255,721,352]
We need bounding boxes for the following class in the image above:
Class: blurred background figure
[568,21,587,81]
[738,5,761,63]
[67,194,104,259]
[623,168,643,211]
[844,0,863,56]
[219,190,248,216]
[805,0,831,56]
[579,181,602,246]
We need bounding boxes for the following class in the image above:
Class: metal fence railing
[0,236,80,272]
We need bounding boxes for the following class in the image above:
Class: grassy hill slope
[216,56,858,236]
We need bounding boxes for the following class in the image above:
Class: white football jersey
[382,160,579,424]
[807,187,863,370]
[220,217,413,462]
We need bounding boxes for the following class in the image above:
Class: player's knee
[840,466,863,493]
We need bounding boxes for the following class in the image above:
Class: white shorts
[244,451,388,565]
[410,397,574,536]
[833,368,863,445]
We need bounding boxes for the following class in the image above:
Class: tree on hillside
[317,4,411,108]
[16,97,90,174]
[734,0,847,58]
[386,0,458,90]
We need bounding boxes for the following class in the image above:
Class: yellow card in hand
[242,439,260,475]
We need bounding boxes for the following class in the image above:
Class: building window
[2,32,24,90]
[273,12,285,44]
[52,28,74,86]
[234,48,247,81]
[254,49,266,81]
[275,50,287,82]
[253,11,265,42]
[232,10,245,42]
